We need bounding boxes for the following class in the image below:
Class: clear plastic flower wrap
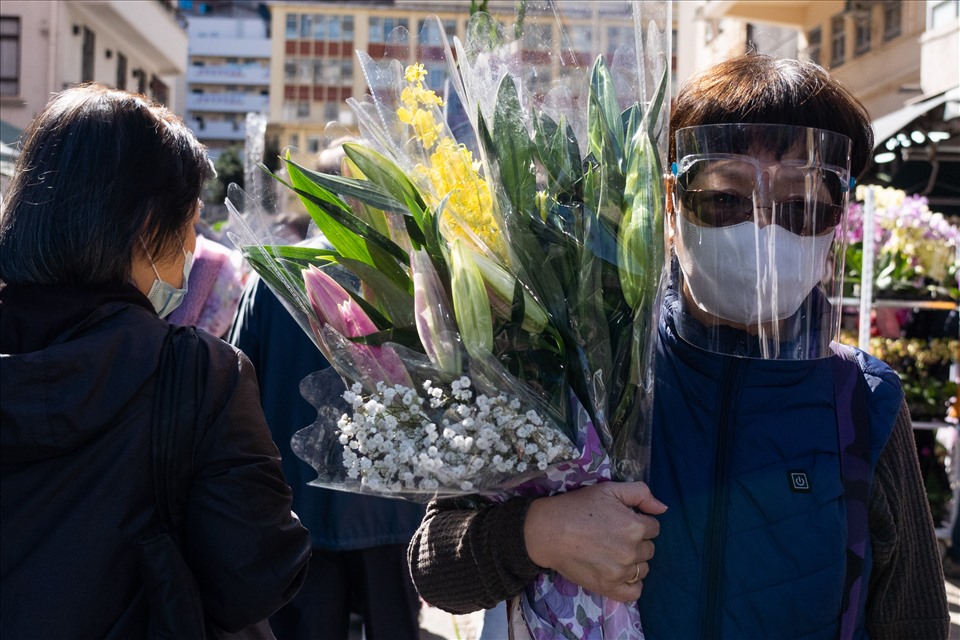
[226,3,670,637]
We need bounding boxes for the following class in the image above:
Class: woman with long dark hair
[0,84,310,638]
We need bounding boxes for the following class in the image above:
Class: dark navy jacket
[639,290,903,640]
[228,277,425,551]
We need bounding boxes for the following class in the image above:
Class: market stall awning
[872,87,960,149]
[864,86,960,217]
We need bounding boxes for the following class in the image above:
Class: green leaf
[620,128,664,310]
[288,160,410,215]
[253,244,339,263]
[240,245,313,318]
[492,75,536,218]
[587,55,624,163]
[284,162,370,262]
[342,143,428,232]
[284,165,411,267]
[622,104,642,155]
[533,112,582,197]
[644,65,670,142]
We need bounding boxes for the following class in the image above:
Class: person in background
[228,146,425,640]
[0,84,310,637]
[407,54,949,640]
[168,232,246,338]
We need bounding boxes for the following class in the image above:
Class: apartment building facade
[183,10,271,161]
[264,1,657,168]
[0,0,188,134]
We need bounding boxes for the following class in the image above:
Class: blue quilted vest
[639,293,903,640]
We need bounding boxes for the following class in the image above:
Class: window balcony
[186,118,246,141]
[186,92,269,113]
[187,64,270,86]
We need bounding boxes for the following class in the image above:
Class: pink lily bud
[303,265,412,389]
[410,248,462,375]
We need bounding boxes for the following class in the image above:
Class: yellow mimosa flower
[404,63,427,84]
[398,62,505,259]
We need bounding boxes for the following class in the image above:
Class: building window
[133,68,146,94]
[806,26,822,65]
[307,136,321,153]
[570,25,594,53]
[830,14,845,66]
[342,16,354,41]
[606,25,632,54]
[0,16,21,96]
[299,14,313,39]
[703,19,722,45]
[328,16,342,41]
[369,17,409,44]
[284,61,296,81]
[323,101,339,122]
[298,59,312,83]
[313,15,327,40]
[323,60,340,87]
[854,11,872,56]
[931,0,959,29]
[523,22,553,50]
[82,26,96,82]
[285,13,297,39]
[150,75,169,105]
[417,19,457,46]
[340,58,353,85]
[883,1,901,41]
[116,52,127,90]
[296,101,309,118]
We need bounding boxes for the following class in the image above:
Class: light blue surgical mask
[142,239,194,318]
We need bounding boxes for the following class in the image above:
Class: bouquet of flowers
[228,3,670,637]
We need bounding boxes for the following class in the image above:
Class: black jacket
[0,283,310,638]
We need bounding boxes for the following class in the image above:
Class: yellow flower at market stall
[397,64,506,259]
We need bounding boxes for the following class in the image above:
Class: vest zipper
[698,358,745,639]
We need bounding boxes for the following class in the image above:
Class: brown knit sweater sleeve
[407,495,544,614]
[866,400,949,640]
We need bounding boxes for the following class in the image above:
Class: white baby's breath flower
[334,376,576,494]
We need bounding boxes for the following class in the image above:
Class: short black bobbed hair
[669,54,874,178]
[0,83,211,286]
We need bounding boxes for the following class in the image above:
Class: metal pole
[858,186,875,353]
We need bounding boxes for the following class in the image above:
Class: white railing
[186,93,270,113]
[185,118,245,141]
[187,64,270,85]
[188,37,271,58]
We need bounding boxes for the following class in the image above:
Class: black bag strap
[143,325,208,640]
[152,325,205,539]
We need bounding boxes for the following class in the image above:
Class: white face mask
[676,216,834,325]
[143,243,194,318]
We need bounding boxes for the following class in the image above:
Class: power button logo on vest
[789,471,811,493]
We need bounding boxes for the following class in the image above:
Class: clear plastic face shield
[669,124,853,360]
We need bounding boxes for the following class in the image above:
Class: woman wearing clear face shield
[407,54,949,639]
